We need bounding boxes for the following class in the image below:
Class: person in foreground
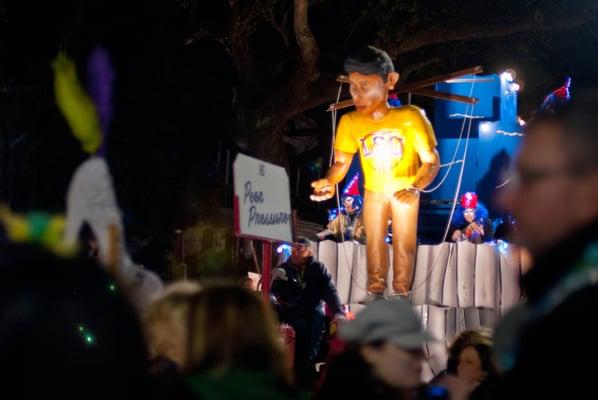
[315,298,436,400]
[185,284,307,400]
[491,90,598,398]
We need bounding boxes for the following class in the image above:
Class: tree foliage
[179,0,598,165]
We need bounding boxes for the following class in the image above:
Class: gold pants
[363,190,419,294]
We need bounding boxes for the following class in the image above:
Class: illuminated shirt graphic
[334,105,437,194]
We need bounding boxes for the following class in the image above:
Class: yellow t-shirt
[334,105,437,194]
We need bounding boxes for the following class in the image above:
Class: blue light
[276,243,292,256]
[327,208,340,222]
[497,239,509,255]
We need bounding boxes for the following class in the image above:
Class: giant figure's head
[344,46,399,117]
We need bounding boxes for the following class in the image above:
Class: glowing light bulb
[503,68,517,81]
[501,71,514,82]
[480,122,492,134]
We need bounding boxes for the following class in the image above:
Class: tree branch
[253,0,321,130]
[228,0,260,84]
[267,5,291,48]
[183,28,213,46]
[293,0,320,82]
[259,0,321,118]
[385,6,598,57]
[399,57,443,83]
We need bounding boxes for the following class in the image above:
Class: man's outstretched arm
[310,149,354,202]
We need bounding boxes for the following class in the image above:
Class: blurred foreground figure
[144,281,201,372]
[0,244,149,399]
[493,90,598,398]
[316,299,436,400]
[185,284,307,400]
[432,329,498,400]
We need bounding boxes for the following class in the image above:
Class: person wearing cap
[270,236,345,377]
[310,45,440,302]
[315,299,436,400]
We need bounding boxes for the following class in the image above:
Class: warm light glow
[500,71,514,82]
[505,68,517,80]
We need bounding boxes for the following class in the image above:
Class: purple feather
[86,46,114,157]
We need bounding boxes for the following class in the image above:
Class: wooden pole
[262,241,272,300]
[330,66,483,111]
[395,66,483,93]
[410,88,479,104]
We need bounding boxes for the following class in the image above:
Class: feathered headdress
[0,207,77,257]
[52,46,114,155]
[540,77,571,113]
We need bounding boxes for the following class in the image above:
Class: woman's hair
[143,281,201,365]
[187,283,291,384]
[447,329,497,378]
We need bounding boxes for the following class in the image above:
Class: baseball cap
[294,236,312,248]
[339,298,436,349]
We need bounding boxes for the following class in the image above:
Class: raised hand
[394,187,420,206]
[468,222,485,235]
[310,178,335,202]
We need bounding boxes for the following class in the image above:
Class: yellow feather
[52,53,103,154]
[0,207,31,242]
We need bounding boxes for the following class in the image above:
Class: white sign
[233,153,293,242]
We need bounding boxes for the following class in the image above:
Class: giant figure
[311,46,440,301]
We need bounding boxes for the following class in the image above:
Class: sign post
[233,154,293,300]
[262,241,272,297]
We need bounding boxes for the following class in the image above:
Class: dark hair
[316,346,405,400]
[471,342,497,379]
[447,329,496,378]
[187,284,292,384]
[344,46,395,80]
[366,339,386,348]
[527,90,598,173]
